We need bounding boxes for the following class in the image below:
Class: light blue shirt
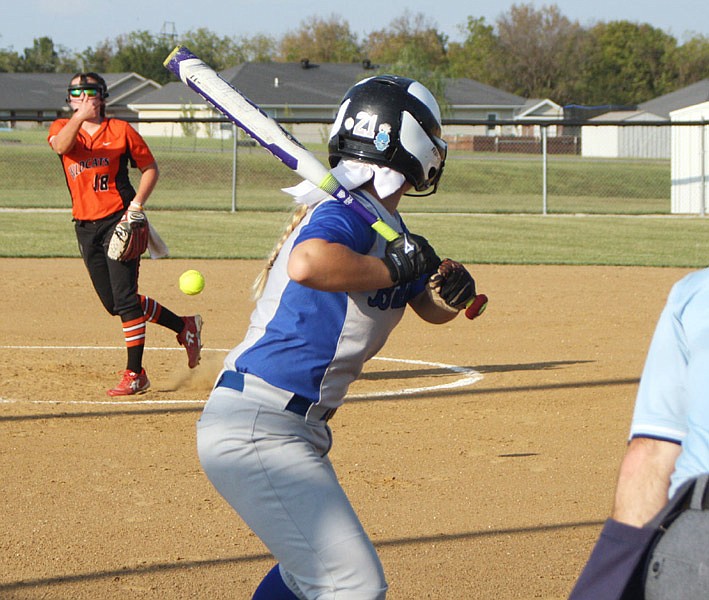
[629,267,709,497]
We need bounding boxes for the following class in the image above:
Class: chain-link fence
[1,119,707,216]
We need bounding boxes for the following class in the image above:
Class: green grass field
[2,210,708,268]
[1,128,671,214]
[2,127,705,268]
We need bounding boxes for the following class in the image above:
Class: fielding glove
[107,209,149,261]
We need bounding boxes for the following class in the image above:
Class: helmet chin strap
[283,160,405,206]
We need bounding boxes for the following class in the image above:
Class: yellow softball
[179,269,205,295]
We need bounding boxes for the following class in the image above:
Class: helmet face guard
[328,75,447,196]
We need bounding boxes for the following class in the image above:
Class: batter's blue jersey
[225,190,427,409]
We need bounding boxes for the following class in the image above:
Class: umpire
[569,268,709,599]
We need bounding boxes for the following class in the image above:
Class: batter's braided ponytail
[252,203,309,300]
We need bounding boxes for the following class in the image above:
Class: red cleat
[107,369,150,397]
[177,315,203,368]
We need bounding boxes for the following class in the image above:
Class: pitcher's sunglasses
[68,87,103,98]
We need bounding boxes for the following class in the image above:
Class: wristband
[129,201,144,211]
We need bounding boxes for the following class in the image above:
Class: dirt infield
[0,258,692,599]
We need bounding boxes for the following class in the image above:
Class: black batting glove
[431,259,477,309]
[382,233,441,285]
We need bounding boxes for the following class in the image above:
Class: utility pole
[160,22,178,44]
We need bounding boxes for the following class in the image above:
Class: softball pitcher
[197,76,478,599]
[48,72,202,396]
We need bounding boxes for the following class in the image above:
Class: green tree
[279,15,362,62]
[582,21,678,105]
[359,13,450,115]
[234,34,277,62]
[364,12,448,71]
[109,31,174,84]
[494,3,587,103]
[77,40,115,73]
[0,48,21,72]
[20,37,59,72]
[672,34,709,86]
[55,47,82,73]
[447,17,499,83]
[369,44,450,115]
[180,28,245,70]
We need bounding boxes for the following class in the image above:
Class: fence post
[542,125,548,215]
[231,123,238,212]
[702,122,706,217]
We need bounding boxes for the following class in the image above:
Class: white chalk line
[0,345,483,406]
[0,345,225,352]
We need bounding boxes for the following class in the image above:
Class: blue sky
[3,0,707,53]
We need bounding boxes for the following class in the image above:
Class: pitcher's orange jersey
[48,119,155,221]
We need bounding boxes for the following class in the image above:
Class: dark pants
[74,212,142,320]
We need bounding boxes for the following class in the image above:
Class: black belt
[215,370,336,421]
[73,210,123,226]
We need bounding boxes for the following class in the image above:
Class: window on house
[486,113,498,135]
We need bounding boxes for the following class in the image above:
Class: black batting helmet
[328,75,447,195]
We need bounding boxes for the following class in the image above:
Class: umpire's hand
[382,233,441,285]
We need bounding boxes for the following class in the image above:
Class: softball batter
[48,72,202,396]
[197,76,477,599]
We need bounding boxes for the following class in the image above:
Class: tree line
[1,4,707,106]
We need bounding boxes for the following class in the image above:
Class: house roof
[589,110,666,122]
[638,79,709,119]
[442,78,526,108]
[138,61,380,109]
[2,64,536,122]
[0,72,160,112]
[0,73,72,110]
[516,98,563,119]
[135,61,529,111]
